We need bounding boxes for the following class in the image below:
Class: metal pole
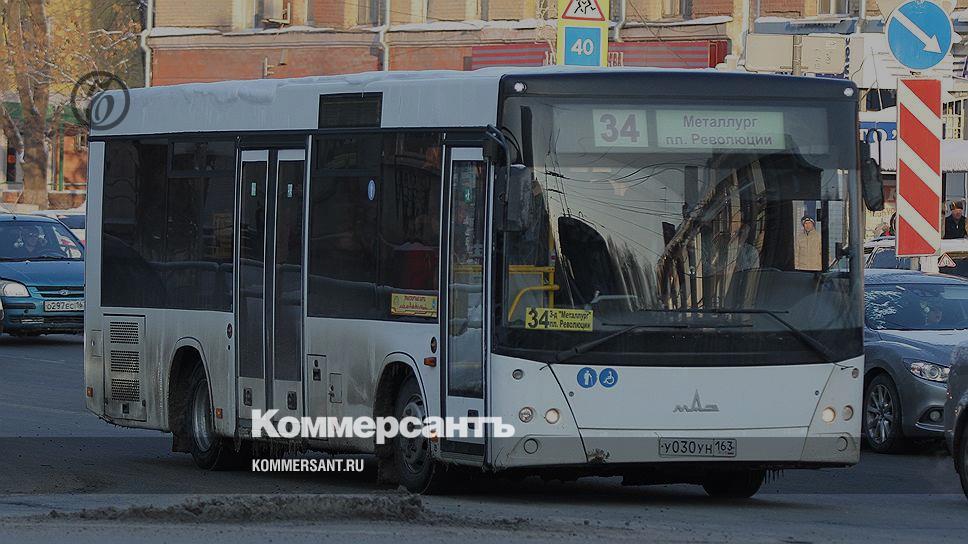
[140,0,155,87]
[792,35,803,76]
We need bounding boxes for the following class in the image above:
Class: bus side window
[377,133,443,320]
[307,133,444,322]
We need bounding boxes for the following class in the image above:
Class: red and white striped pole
[896,78,942,257]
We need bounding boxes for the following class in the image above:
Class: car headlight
[906,360,949,383]
[0,280,29,298]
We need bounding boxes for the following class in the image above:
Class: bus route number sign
[525,307,594,332]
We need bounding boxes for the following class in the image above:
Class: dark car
[946,346,968,501]
[0,214,84,336]
[863,269,968,453]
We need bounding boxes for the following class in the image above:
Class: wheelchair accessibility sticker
[599,367,618,388]
[577,367,619,389]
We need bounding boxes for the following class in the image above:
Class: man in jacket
[795,216,822,271]
[944,203,966,239]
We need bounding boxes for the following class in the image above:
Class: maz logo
[673,390,720,413]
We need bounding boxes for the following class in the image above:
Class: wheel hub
[865,384,894,445]
[400,394,428,473]
[191,382,214,452]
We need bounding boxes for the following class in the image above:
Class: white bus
[85,67,882,497]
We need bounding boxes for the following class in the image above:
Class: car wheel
[186,365,249,470]
[392,376,450,493]
[958,424,968,502]
[702,470,765,499]
[863,374,907,454]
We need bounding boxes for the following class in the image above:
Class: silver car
[944,346,968,500]
[863,269,968,453]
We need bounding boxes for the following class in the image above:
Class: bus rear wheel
[186,365,249,470]
[701,469,765,499]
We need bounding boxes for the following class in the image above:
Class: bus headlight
[544,409,560,424]
[518,407,534,423]
[822,407,836,423]
[0,280,29,297]
[842,405,854,421]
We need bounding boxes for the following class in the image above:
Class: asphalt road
[1,334,966,543]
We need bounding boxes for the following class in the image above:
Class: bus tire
[701,469,765,499]
[393,375,445,493]
[186,365,249,470]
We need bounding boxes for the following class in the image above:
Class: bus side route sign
[525,307,594,332]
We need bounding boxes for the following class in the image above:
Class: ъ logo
[673,390,720,413]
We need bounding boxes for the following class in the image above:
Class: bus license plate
[44,300,84,312]
[658,438,736,458]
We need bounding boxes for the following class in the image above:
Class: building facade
[147,1,746,86]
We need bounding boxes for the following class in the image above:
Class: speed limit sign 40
[563,26,604,66]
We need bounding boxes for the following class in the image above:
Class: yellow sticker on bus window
[525,308,594,332]
[391,293,438,318]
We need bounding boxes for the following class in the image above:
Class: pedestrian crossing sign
[561,0,607,22]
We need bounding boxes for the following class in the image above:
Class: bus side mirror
[860,142,885,212]
[498,164,533,232]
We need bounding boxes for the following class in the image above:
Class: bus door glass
[236,148,306,421]
[238,150,269,420]
[441,147,488,459]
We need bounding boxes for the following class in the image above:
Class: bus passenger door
[440,147,488,463]
[236,148,306,423]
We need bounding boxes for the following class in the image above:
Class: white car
[866,237,968,278]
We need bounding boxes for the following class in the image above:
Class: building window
[358,0,385,25]
[943,100,964,140]
[817,0,857,16]
[865,89,896,112]
[663,0,682,18]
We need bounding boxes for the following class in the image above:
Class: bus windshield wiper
[706,308,835,363]
[554,323,689,363]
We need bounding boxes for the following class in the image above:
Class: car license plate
[658,438,737,458]
[44,300,84,312]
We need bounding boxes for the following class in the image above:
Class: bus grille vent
[109,350,140,374]
[103,316,146,420]
[109,321,140,344]
[110,378,140,402]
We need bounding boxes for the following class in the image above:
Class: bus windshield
[494,96,862,366]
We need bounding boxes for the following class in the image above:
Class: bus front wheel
[186,365,249,470]
[701,469,765,499]
[392,376,445,493]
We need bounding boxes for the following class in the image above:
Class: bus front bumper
[492,428,858,469]
[488,354,862,470]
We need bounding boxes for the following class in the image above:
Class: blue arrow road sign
[887,1,954,71]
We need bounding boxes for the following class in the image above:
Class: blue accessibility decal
[577,367,597,388]
[599,367,619,388]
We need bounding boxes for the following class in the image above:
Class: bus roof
[91,66,856,138]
